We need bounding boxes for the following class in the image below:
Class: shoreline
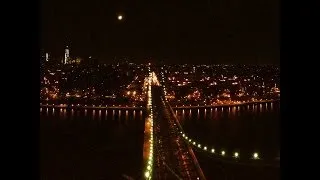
[39,99,279,110]
[171,99,279,109]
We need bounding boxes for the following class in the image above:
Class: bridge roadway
[152,86,206,180]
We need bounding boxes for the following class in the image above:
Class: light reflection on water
[197,109,200,119]
[133,110,136,118]
[40,108,145,123]
[98,110,102,120]
[71,109,74,119]
[126,110,128,122]
[204,109,207,119]
[63,109,67,119]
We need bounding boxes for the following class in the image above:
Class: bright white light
[118,15,123,20]
[204,146,207,150]
[253,152,259,159]
[198,144,201,148]
[145,171,150,178]
[193,142,196,145]
[234,152,239,158]
[211,149,215,153]
[221,151,225,156]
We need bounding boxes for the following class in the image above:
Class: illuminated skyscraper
[45,53,49,62]
[64,46,70,64]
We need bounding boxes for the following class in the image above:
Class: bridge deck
[152,86,206,180]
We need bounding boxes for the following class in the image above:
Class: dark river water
[40,108,146,180]
[176,101,280,180]
[40,102,280,180]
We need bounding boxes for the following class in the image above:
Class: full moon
[118,15,123,20]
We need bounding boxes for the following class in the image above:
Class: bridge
[142,69,206,180]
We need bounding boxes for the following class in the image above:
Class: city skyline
[41,45,280,65]
[41,0,279,64]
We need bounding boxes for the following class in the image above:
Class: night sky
[41,0,279,64]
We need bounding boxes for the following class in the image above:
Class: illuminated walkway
[152,86,206,180]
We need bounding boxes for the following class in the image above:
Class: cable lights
[221,150,225,156]
[253,152,259,159]
[234,152,239,158]
[180,132,266,161]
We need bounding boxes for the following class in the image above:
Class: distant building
[45,53,49,62]
[75,57,82,64]
[64,46,70,64]
[40,49,45,61]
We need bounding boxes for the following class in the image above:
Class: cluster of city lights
[160,70,168,99]
[144,68,154,179]
[180,132,261,160]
